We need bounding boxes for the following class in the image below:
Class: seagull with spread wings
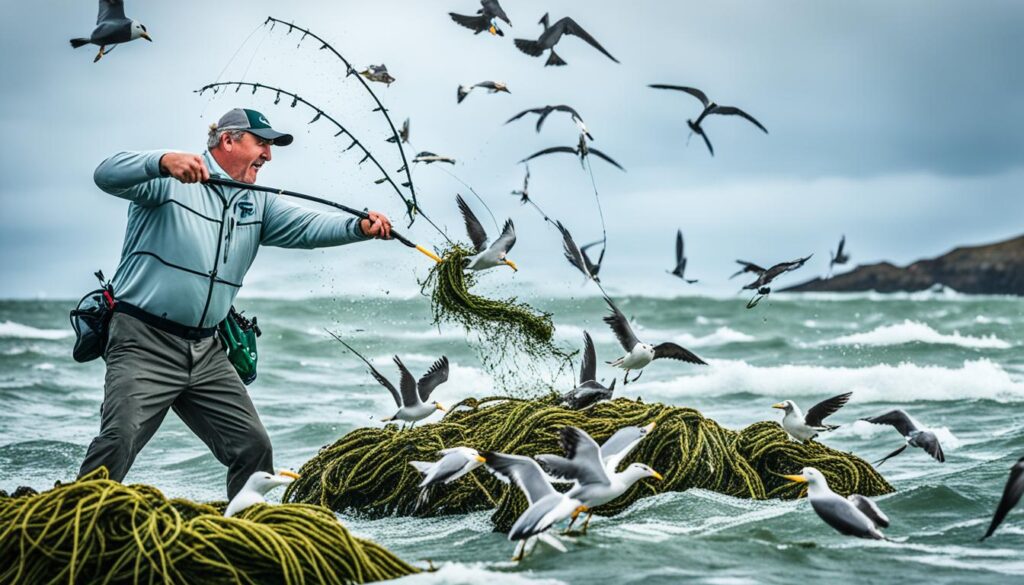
[668,230,698,284]
[772,392,853,442]
[520,134,624,171]
[738,255,812,308]
[70,0,152,63]
[457,81,511,103]
[449,0,512,36]
[829,235,850,276]
[514,13,618,66]
[560,331,616,410]
[649,84,767,156]
[386,118,409,144]
[506,104,593,140]
[862,409,946,466]
[456,194,518,272]
[603,296,707,384]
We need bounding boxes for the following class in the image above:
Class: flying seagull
[506,105,593,140]
[579,240,605,283]
[829,235,850,276]
[556,221,600,285]
[668,230,698,283]
[511,165,531,205]
[862,409,945,466]
[386,118,410,144]
[457,81,511,104]
[514,13,618,66]
[737,255,813,308]
[409,447,486,508]
[327,332,449,427]
[520,134,625,171]
[348,64,396,86]
[561,331,616,410]
[772,392,852,442]
[536,425,661,533]
[224,470,300,518]
[603,296,707,384]
[784,467,889,540]
[449,0,512,36]
[483,451,587,561]
[981,456,1024,540]
[413,151,456,165]
[456,194,518,271]
[70,0,152,63]
[648,85,767,156]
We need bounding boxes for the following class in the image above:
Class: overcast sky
[2,0,1023,299]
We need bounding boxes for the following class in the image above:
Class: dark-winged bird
[648,85,767,156]
[560,331,616,410]
[603,296,707,384]
[784,468,889,540]
[829,235,850,276]
[555,221,600,284]
[514,13,618,66]
[981,456,1024,540]
[457,81,511,103]
[668,230,698,283]
[520,134,624,171]
[772,392,852,442]
[351,64,396,86]
[386,118,410,144]
[506,104,593,140]
[738,255,812,308]
[450,0,512,36]
[862,409,945,466]
[579,240,605,282]
[70,0,152,63]
[456,195,518,272]
[413,151,456,165]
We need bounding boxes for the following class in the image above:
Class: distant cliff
[783,234,1024,295]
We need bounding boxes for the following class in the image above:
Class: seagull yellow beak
[650,470,664,481]
[141,32,153,42]
[782,474,807,483]
[772,403,785,409]
[436,403,447,412]
[474,455,486,463]
[644,421,657,432]
[488,25,497,35]
[278,470,301,480]
[504,259,518,272]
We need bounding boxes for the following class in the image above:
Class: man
[79,108,392,498]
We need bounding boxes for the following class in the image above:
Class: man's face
[220,132,272,184]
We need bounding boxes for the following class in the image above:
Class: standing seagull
[829,235,850,276]
[457,81,511,103]
[603,296,707,384]
[386,118,410,144]
[449,0,512,36]
[506,105,593,140]
[981,456,1024,540]
[862,409,945,466]
[784,468,889,540]
[648,85,767,156]
[224,470,300,518]
[70,0,152,63]
[738,255,813,308]
[521,134,625,171]
[537,425,661,533]
[483,452,587,561]
[457,194,518,271]
[561,331,616,410]
[327,332,449,427]
[772,392,853,442]
[409,447,486,508]
[668,230,698,283]
[514,13,618,66]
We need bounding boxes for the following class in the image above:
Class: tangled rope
[0,468,418,585]
[285,396,892,532]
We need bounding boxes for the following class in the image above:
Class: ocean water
[1,291,1022,584]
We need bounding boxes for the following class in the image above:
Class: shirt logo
[236,200,255,218]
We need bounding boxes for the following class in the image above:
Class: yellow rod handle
[415,244,443,264]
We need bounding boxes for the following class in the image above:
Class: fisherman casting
[77,108,392,499]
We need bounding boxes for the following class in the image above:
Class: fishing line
[202,21,266,118]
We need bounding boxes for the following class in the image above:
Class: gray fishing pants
[78,313,273,499]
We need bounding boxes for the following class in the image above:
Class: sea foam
[0,321,72,340]
[819,320,1011,349]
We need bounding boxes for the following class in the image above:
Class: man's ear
[220,133,234,152]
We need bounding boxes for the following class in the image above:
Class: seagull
[409,447,486,508]
[413,151,456,165]
[556,221,600,285]
[603,296,707,384]
[514,13,618,66]
[386,118,410,144]
[70,0,152,63]
[737,255,813,308]
[536,425,661,533]
[981,456,1024,540]
[449,0,512,36]
[520,134,625,171]
[511,165,531,205]
[350,64,395,86]
[862,409,945,466]
[579,240,605,282]
[772,392,852,442]
[829,235,850,276]
[457,81,511,104]
[224,470,300,518]
[482,451,587,561]
[505,105,593,140]
[784,467,889,540]
[456,194,518,271]
[560,331,616,410]
[648,85,768,156]
[668,230,698,284]
[327,332,449,428]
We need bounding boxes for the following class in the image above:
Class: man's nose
[263,145,272,162]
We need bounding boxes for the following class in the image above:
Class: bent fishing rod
[205,176,443,264]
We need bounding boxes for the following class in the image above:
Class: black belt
[114,302,218,341]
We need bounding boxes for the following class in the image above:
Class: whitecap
[818,320,1011,349]
[0,321,72,340]
[673,327,756,347]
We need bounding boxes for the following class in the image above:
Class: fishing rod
[205,176,442,264]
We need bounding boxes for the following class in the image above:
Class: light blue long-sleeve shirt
[96,150,369,328]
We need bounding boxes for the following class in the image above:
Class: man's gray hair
[207,124,247,150]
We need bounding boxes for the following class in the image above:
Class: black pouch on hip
[219,306,261,385]
[69,270,116,363]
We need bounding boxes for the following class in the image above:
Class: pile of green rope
[285,396,892,532]
[0,468,419,584]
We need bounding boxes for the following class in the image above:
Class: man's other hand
[360,211,392,239]
[160,153,210,184]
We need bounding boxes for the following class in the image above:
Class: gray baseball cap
[215,108,293,146]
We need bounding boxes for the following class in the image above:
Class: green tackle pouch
[218,306,261,385]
